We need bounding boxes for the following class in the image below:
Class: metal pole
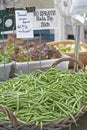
[74,25,80,72]
[54,0,59,41]
[39,31,42,69]
[26,39,30,74]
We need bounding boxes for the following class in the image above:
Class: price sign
[31,8,57,30]
[15,10,33,38]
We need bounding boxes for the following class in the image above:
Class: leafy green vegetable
[0,50,12,64]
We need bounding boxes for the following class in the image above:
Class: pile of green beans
[0,67,87,124]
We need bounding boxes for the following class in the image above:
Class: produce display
[56,43,87,53]
[0,67,87,125]
[0,3,87,130]
[47,40,87,68]
[0,42,61,62]
[0,48,12,64]
[47,40,87,53]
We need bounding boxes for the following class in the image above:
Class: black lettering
[41,22,50,27]
[23,21,30,24]
[33,11,39,16]
[36,16,46,21]
[17,12,27,17]
[19,18,27,21]
[47,16,53,21]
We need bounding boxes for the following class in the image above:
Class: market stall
[0,0,87,130]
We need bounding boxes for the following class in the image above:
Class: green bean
[0,67,87,126]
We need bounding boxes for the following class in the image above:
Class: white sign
[31,8,57,30]
[15,10,33,38]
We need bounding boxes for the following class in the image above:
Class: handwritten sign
[31,9,57,30]
[15,10,33,38]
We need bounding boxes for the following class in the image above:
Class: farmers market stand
[0,0,87,130]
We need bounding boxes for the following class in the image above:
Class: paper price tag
[31,8,57,30]
[15,10,33,38]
